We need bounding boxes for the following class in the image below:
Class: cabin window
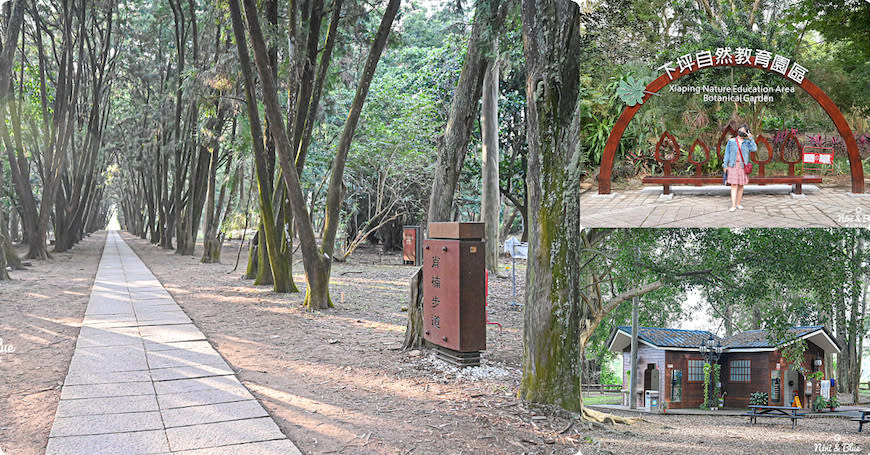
[671,370,682,402]
[688,359,704,382]
[730,359,751,382]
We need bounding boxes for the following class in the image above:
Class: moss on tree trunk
[302,256,333,310]
[519,0,583,412]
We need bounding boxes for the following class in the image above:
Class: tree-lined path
[45,231,300,454]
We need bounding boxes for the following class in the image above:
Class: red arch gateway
[597,57,864,194]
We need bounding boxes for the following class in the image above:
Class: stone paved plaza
[45,231,301,455]
[580,184,870,227]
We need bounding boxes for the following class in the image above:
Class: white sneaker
[737,205,744,210]
[729,207,736,212]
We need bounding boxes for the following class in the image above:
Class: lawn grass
[582,393,623,405]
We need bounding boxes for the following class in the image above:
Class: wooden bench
[743,405,805,429]
[642,175,823,195]
[851,409,870,432]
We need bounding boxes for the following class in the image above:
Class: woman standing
[723,124,757,212]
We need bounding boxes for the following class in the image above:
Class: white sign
[821,379,830,399]
[657,47,808,84]
[670,84,795,104]
[503,237,528,259]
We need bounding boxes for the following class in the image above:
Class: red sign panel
[422,239,486,352]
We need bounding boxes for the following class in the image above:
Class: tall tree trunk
[857,281,868,403]
[1,1,40,260]
[836,291,849,393]
[405,0,515,342]
[244,229,259,280]
[228,0,296,293]
[427,2,510,222]
[10,208,19,242]
[0,0,24,278]
[0,232,8,280]
[724,302,734,336]
[401,267,424,350]
[480,39,499,275]
[518,0,584,411]
[234,0,399,309]
[201,128,222,263]
[313,0,400,309]
[500,206,517,241]
[2,214,21,271]
[848,237,863,402]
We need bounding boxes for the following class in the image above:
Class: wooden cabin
[606,326,842,409]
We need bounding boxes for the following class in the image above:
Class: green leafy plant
[806,371,824,381]
[749,391,769,406]
[814,395,828,411]
[827,396,840,409]
[701,363,711,409]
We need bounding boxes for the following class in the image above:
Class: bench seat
[642,175,823,195]
[742,413,805,418]
[850,417,870,432]
[744,410,805,429]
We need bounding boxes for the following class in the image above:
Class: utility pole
[629,295,639,409]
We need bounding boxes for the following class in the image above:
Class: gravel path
[589,410,868,455]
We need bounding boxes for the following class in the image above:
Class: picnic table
[851,409,870,432]
[743,405,805,429]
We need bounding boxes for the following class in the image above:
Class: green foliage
[806,371,824,381]
[827,395,840,409]
[779,339,808,374]
[701,362,721,408]
[749,391,769,406]
[585,228,869,406]
[576,0,870,181]
[599,362,622,385]
[701,363,711,409]
[786,0,870,61]
[814,395,828,411]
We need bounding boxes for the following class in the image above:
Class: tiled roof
[719,326,823,348]
[616,326,718,348]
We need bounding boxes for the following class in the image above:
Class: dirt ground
[0,232,105,455]
[122,232,590,455]
[3,231,866,454]
[591,409,869,455]
[121,233,870,455]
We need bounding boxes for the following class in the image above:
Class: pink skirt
[726,163,749,185]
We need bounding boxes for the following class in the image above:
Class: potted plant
[749,391,769,406]
[717,392,726,409]
[828,395,840,411]
[814,395,828,412]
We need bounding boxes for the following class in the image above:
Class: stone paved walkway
[46,231,301,455]
[580,185,870,227]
